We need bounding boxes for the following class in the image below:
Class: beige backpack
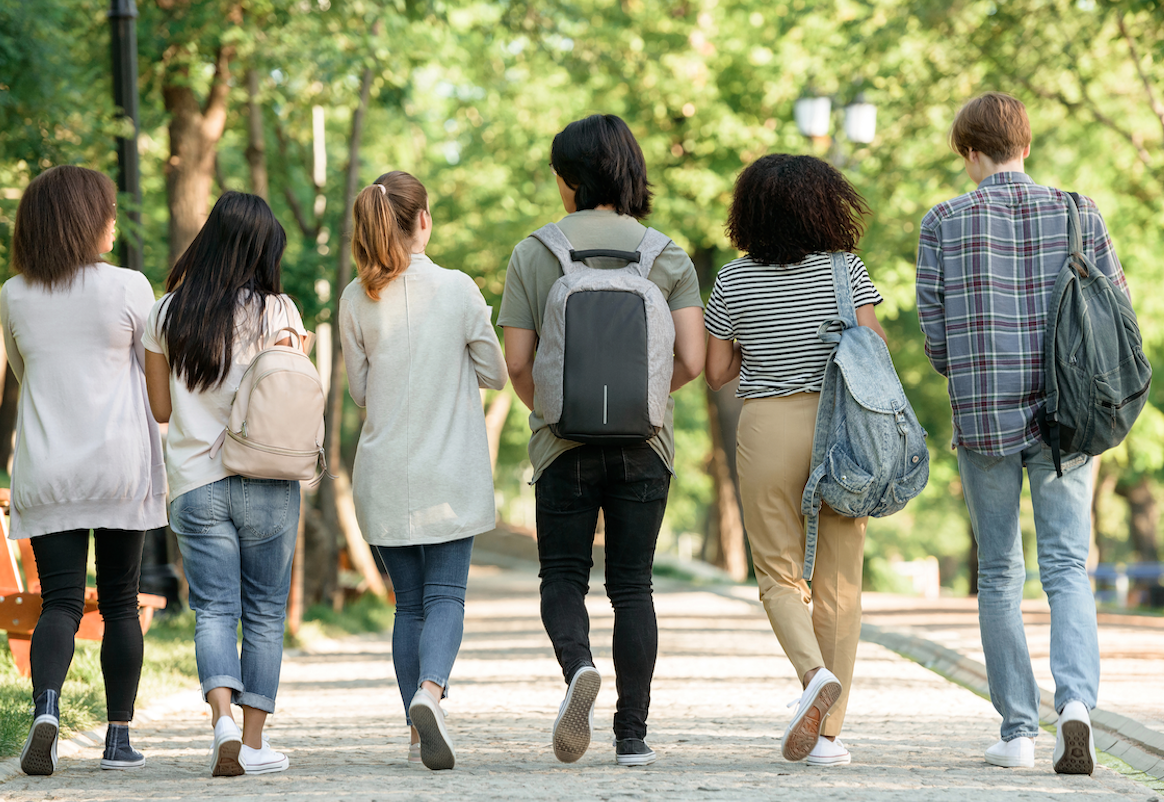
[212,302,327,485]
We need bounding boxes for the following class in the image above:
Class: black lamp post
[108,0,142,272]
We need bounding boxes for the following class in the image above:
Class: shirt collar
[978,171,1034,189]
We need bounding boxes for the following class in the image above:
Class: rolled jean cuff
[1004,732,1040,741]
[200,675,244,703]
[235,690,277,714]
[418,675,450,697]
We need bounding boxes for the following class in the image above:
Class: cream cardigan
[339,255,507,547]
[0,265,168,539]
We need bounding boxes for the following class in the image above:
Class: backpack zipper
[226,429,322,457]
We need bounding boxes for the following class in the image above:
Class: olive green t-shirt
[497,209,704,481]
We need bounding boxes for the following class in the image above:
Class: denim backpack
[1036,192,1152,477]
[529,223,675,444]
[799,253,930,581]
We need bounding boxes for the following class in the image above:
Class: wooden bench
[0,488,167,676]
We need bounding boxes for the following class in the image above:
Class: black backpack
[1037,192,1152,476]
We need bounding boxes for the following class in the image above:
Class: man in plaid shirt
[916,92,1128,776]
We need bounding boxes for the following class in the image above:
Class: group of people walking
[5,91,1123,779]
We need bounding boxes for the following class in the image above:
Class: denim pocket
[169,481,220,535]
[240,478,293,539]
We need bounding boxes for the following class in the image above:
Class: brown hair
[352,171,428,301]
[11,165,117,290]
[726,154,869,265]
[949,92,1031,163]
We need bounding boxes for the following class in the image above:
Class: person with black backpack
[916,92,1140,775]
[498,114,705,767]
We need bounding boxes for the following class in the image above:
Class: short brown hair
[949,92,1031,162]
[11,165,116,290]
[726,154,868,266]
[352,171,428,301]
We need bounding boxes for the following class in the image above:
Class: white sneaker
[782,668,842,762]
[985,736,1035,768]
[553,665,601,763]
[240,739,290,775]
[210,716,245,777]
[409,688,456,770]
[408,742,423,766]
[1054,701,1096,775]
[806,736,851,766]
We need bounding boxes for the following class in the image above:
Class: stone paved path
[0,562,1157,802]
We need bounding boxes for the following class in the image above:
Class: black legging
[29,529,145,721]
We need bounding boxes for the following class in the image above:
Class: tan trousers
[736,393,867,737]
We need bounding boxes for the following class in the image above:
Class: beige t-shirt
[497,209,703,480]
[142,293,306,500]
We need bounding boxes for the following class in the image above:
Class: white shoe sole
[553,667,601,763]
[616,751,657,766]
[782,677,842,762]
[100,757,146,770]
[1054,720,1095,775]
[241,755,290,775]
[211,736,245,777]
[20,716,58,776]
[806,752,852,766]
[985,752,1034,768]
[410,696,456,770]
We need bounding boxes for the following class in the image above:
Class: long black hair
[550,114,653,219]
[162,191,287,392]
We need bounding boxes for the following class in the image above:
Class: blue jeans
[375,536,474,726]
[170,476,299,713]
[957,444,1099,741]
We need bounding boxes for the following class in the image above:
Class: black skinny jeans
[29,529,145,721]
[535,444,670,741]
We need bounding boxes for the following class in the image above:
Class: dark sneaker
[21,689,60,776]
[552,666,601,763]
[615,738,657,767]
[101,723,145,770]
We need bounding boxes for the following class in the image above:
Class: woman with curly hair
[704,154,886,767]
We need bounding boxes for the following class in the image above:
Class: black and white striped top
[704,252,883,398]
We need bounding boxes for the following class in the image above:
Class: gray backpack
[1036,192,1152,476]
[529,223,675,444]
[800,253,929,581]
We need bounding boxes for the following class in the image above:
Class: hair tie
[369,184,386,196]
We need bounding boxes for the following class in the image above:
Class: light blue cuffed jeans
[957,443,1099,741]
[375,536,474,726]
[171,476,299,713]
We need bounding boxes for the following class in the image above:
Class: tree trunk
[1093,466,1118,565]
[483,390,511,474]
[1115,476,1160,562]
[967,520,979,596]
[705,382,748,582]
[162,43,234,266]
[245,67,268,200]
[310,63,375,607]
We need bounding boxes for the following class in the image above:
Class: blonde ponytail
[352,171,428,300]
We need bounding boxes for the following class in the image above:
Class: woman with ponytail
[339,171,506,771]
[143,191,307,777]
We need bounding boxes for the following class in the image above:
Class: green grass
[294,592,394,643]
[0,611,198,759]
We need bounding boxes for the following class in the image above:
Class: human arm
[503,327,537,410]
[915,219,949,376]
[465,283,507,391]
[670,306,705,392]
[144,350,172,422]
[0,286,23,383]
[705,335,741,392]
[338,296,368,408]
[856,304,887,345]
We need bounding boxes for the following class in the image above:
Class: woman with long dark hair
[143,191,306,777]
[3,165,167,776]
[498,115,706,767]
[705,154,887,767]
[339,171,506,770]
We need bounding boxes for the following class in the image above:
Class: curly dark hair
[726,154,869,265]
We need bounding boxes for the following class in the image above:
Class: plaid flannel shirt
[916,172,1128,456]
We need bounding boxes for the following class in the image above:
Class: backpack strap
[530,224,586,275]
[629,228,673,280]
[814,253,859,344]
[1040,191,1087,478]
